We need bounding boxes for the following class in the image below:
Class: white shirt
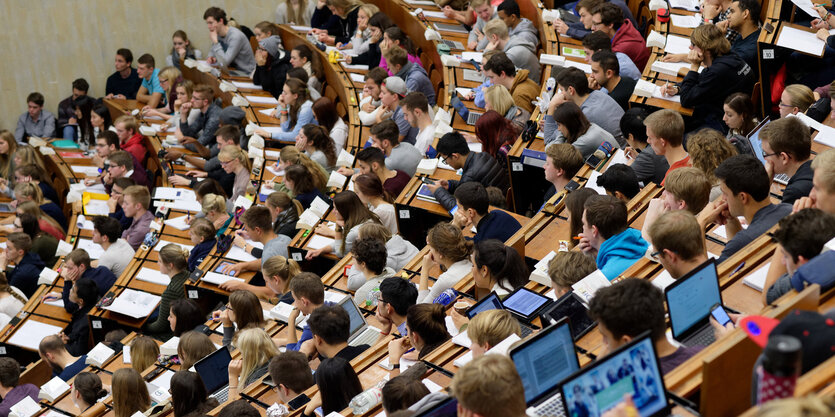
[330,118,348,150]
[371,202,398,235]
[414,125,435,156]
[417,259,472,303]
[98,238,136,277]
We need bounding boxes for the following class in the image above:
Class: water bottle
[349,380,387,414]
[433,289,458,306]
[541,78,556,112]
[755,335,802,405]
[365,287,381,308]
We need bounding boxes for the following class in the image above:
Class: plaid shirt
[717,8,741,43]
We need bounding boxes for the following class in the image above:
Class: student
[128,336,160,373]
[106,48,143,100]
[142,66,183,117]
[57,78,89,141]
[255,78,315,142]
[597,164,640,201]
[483,52,539,113]
[644,109,689,184]
[545,101,619,158]
[11,162,58,205]
[471,109,519,174]
[357,223,420,273]
[14,213,57,267]
[760,117,814,204]
[483,85,529,133]
[0,357,38,416]
[590,50,638,110]
[204,7,256,75]
[111,368,151,417]
[200,193,233,236]
[368,119,422,177]
[16,201,64,242]
[103,150,151,193]
[472,239,528,297]
[359,67,390,125]
[647,210,709,281]
[543,143,585,202]
[309,305,371,360]
[276,0,316,25]
[71,95,96,148]
[215,290,267,347]
[794,149,835,213]
[687,128,739,200]
[657,167,712,214]
[0,131,16,181]
[346,13,392,70]
[266,191,303,238]
[90,130,137,176]
[579,195,649,280]
[778,85,815,119]
[660,24,754,132]
[497,0,540,47]
[61,278,98,356]
[298,124,336,173]
[228,328,279,400]
[619,109,667,186]
[166,30,202,68]
[289,44,325,96]
[388,304,450,373]
[171,371,219,417]
[374,76,418,144]
[1,233,44,298]
[0,273,24,328]
[382,376,430,414]
[113,115,147,164]
[313,97,349,150]
[355,147,411,198]
[546,67,624,144]
[418,223,473,303]
[268,351,315,405]
[268,145,329,195]
[451,182,521,243]
[591,3,649,69]
[69,372,107,414]
[226,206,292,276]
[216,145,252,213]
[401,92,435,156]
[379,27,423,76]
[11,182,66,231]
[142,244,191,337]
[548,251,598,299]
[354,174,398,234]
[14,92,55,144]
[482,19,540,83]
[50,249,116,313]
[466,50,500,108]
[341,3,379,52]
[259,255,302,303]
[312,0,362,45]
[37,334,87,382]
[280,272,328,352]
[462,0,497,50]
[91,105,113,138]
[177,84,221,153]
[700,155,793,262]
[167,299,205,338]
[385,47,436,106]
[466,309,521,357]
[727,0,761,70]
[177,331,216,370]
[187,218,216,271]
[723,92,757,138]
[303,357,363,416]
[284,164,328,209]
[449,355,527,417]
[120,186,154,250]
[253,22,292,100]
[377,277,418,338]
[351,238,396,306]
[581,30,641,80]
[426,132,510,211]
[135,54,164,109]
[553,0,600,39]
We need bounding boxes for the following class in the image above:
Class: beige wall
[0,0,279,130]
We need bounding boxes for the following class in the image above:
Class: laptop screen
[466,292,503,319]
[340,298,366,336]
[510,321,579,403]
[542,293,597,340]
[748,119,771,165]
[503,287,551,319]
[666,260,721,338]
[194,346,232,393]
[449,96,470,120]
[560,335,668,417]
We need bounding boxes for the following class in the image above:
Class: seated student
[380,27,423,77]
[483,85,530,134]
[418,223,473,303]
[543,143,584,202]
[467,309,521,357]
[266,192,303,238]
[373,76,418,145]
[648,210,709,280]
[723,92,758,138]
[167,299,206,339]
[255,79,315,142]
[11,163,59,206]
[90,130,139,176]
[203,7,256,75]
[759,117,814,205]
[105,48,143,100]
[358,67,389,125]
[215,290,267,346]
[426,132,510,211]
[312,97,349,151]
[357,223,419,274]
[166,29,203,68]
[794,148,835,213]
[401,92,435,156]
[69,372,108,414]
[367,119,422,177]
[377,277,418,338]
[590,50,638,110]
[591,3,649,69]
[284,165,329,210]
[483,19,541,83]
[660,24,754,132]
[450,182,521,243]
[644,109,689,184]
[687,128,739,201]
[107,177,136,232]
[0,131,15,181]
[385,47,436,106]
[269,145,330,196]
[128,336,159,372]
[308,305,371,360]
[546,67,624,144]
[589,278,703,373]
[596,164,640,201]
[620,108,669,186]
[303,357,364,416]
[650,167,711,220]
[579,195,649,280]
[257,255,301,303]
[120,185,154,250]
[170,371,220,416]
[12,182,66,231]
[142,244,191,337]
[466,50,500,108]
[228,328,279,401]
[0,233,44,298]
[199,193,233,237]
[187,218,216,271]
[461,0,498,50]
[14,92,55,144]
[0,273,25,327]
[15,213,57,267]
[225,206,292,276]
[548,250,598,299]
[103,150,150,193]
[449,354,527,417]
[582,30,641,80]
[298,124,336,173]
[312,0,361,45]
[57,78,89,141]
[472,239,528,297]
[289,44,325,97]
[111,368,151,417]
[38,334,88,382]
[355,174,398,234]
[165,117,242,172]
[545,102,619,158]
[16,201,65,241]
[382,376,430,415]
[48,249,116,313]
[177,331,216,370]
[253,22,291,99]
[778,85,815,119]
[497,0,540,47]
[176,84,221,154]
[700,155,793,262]
[351,238,396,306]
[355,147,411,198]
[113,115,147,164]
[388,304,451,375]
[483,52,539,114]
[278,272,329,352]
[268,352,315,407]
[215,145,251,213]
[219,401,261,417]
[135,54,164,109]
[61,278,99,356]
[0,357,38,416]
[340,3,379,53]
[70,94,96,147]
[727,0,761,71]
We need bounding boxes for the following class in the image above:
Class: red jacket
[121,132,147,166]
[612,20,650,70]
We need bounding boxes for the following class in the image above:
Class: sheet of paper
[586,170,607,194]
[563,60,592,73]
[455,87,474,98]
[230,80,261,90]
[462,69,482,82]
[342,63,369,71]
[290,25,313,32]
[461,51,483,62]
[135,267,171,286]
[307,235,335,250]
[404,0,437,5]
[153,240,194,252]
[153,187,196,201]
[225,246,257,262]
[652,270,677,290]
[163,215,190,231]
[201,272,245,286]
[104,289,161,319]
[256,126,285,135]
[420,10,448,19]
[76,239,105,259]
[84,200,110,216]
[776,26,824,56]
[349,73,365,83]
[607,149,629,168]
[123,345,131,363]
[7,320,64,350]
[245,95,279,105]
[44,298,64,308]
[670,0,700,11]
[258,108,274,117]
[671,14,701,28]
[652,85,682,103]
[71,165,101,176]
[152,199,202,212]
[664,34,692,54]
[791,0,820,17]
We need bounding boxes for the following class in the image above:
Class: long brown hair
[280,146,328,191]
[565,188,598,246]
[17,200,65,237]
[302,124,336,167]
[333,191,381,253]
[354,173,392,203]
[112,368,151,417]
[285,78,311,130]
[130,336,160,373]
[266,191,304,218]
[406,303,451,358]
[177,331,216,370]
[552,102,591,144]
[283,0,310,24]
[229,290,266,331]
[0,131,18,179]
[0,273,26,305]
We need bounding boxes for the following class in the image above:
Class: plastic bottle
[433,288,458,306]
[349,380,387,414]
[756,335,802,405]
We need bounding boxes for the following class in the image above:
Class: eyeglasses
[650,250,661,260]
[159,78,169,83]
[440,155,450,165]
[778,102,793,108]
[762,151,778,158]
[220,159,233,166]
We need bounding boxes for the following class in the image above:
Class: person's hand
[450,308,469,331]
[314,223,335,237]
[295,134,308,150]
[58,332,69,344]
[375,307,392,328]
[554,19,569,35]
[114,94,126,100]
[439,179,449,190]
[84,178,98,187]
[42,292,61,302]
[176,46,187,57]
[710,312,745,339]
[812,17,827,30]
[207,56,217,64]
[317,0,327,8]
[228,359,242,379]
[715,19,729,32]
[169,175,191,186]
[255,49,268,66]
[686,48,704,67]
[451,207,470,229]
[337,166,355,176]
[344,55,353,65]
[660,83,679,97]
[361,101,377,113]
[793,196,816,213]
[600,395,638,417]
[255,128,271,138]
[425,182,442,193]
[422,253,435,272]
[577,232,595,254]
[624,146,637,160]
[485,39,499,51]
[697,199,729,228]
[106,94,114,99]
[305,248,326,260]
[467,40,478,50]
[180,101,192,113]
[107,196,119,213]
[815,5,830,19]
[548,89,567,112]
[209,30,219,44]
[179,136,198,145]
[164,150,183,161]
[68,117,77,125]
[289,306,301,324]
[661,53,687,63]
[442,5,456,18]
[473,27,484,42]
[233,235,246,249]
[817,27,831,41]
[588,76,600,90]
[221,262,246,276]
[388,337,411,363]
[212,308,234,326]
[186,170,208,178]
[702,3,721,19]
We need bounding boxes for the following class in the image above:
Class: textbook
[269,302,306,325]
[743,262,771,292]
[85,343,116,368]
[201,272,245,286]
[415,184,438,203]
[327,170,348,189]
[160,336,179,356]
[103,289,161,319]
[39,376,71,402]
[572,270,611,305]
[337,149,355,167]
[416,158,438,176]
[135,267,171,286]
[9,396,40,417]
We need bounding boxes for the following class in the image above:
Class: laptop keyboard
[529,393,565,417]
[211,386,230,403]
[350,328,380,347]
[520,324,534,338]
[443,40,464,50]
[468,112,482,125]
[684,326,716,347]
[774,173,789,185]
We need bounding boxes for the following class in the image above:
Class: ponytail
[160,244,189,272]
[406,303,451,356]
[473,240,528,293]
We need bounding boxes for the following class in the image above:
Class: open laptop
[193,346,233,403]
[664,258,726,348]
[559,332,671,417]
[747,118,790,185]
[450,95,483,125]
[338,297,382,347]
[539,292,597,341]
[466,289,552,337]
[441,39,465,50]
[510,318,580,417]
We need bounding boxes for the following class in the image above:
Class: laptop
[747,118,790,185]
[450,95,483,125]
[510,318,580,417]
[338,297,382,347]
[539,292,597,341]
[664,258,726,348]
[466,289,552,337]
[559,332,671,417]
[193,346,233,403]
[414,397,458,417]
[441,39,465,50]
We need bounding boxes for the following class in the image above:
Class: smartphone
[585,154,603,168]
[710,303,732,327]
[287,393,311,410]
[564,180,580,192]
[420,177,436,185]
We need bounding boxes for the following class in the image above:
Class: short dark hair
[735,0,761,22]
[366,67,389,85]
[484,52,516,77]
[401,92,429,113]
[593,2,624,30]
[0,358,21,388]
[589,278,666,342]
[581,30,613,51]
[216,125,241,144]
[379,277,418,316]
[98,130,121,148]
[218,400,260,417]
[27,92,44,106]
[241,205,273,233]
[269,352,315,394]
[760,117,812,161]
[289,272,325,304]
[772,208,835,263]
[454,182,490,215]
[72,78,90,93]
[351,237,387,275]
[116,48,134,64]
[714,154,771,202]
[137,53,155,68]
[203,6,227,24]
[74,278,100,308]
[436,132,470,157]
[619,107,649,144]
[591,50,620,75]
[356,147,387,167]
[370,119,400,145]
[596,164,640,199]
[555,67,590,96]
[584,194,628,239]
[382,376,431,413]
[308,305,351,345]
[497,0,521,17]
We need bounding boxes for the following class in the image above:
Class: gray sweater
[544,90,624,145]
[471,10,499,51]
[387,143,422,177]
[210,26,256,74]
[346,234,419,290]
[544,122,618,159]
[504,36,540,84]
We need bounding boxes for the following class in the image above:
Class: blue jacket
[273,100,316,141]
[62,266,117,313]
[189,239,217,271]
[8,252,45,298]
[396,62,436,106]
[597,228,648,280]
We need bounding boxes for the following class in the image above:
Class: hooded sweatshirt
[679,53,754,132]
[346,235,419,290]
[510,69,540,113]
[510,18,540,48]
[504,36,541,83]
[612,20,650,70]
[396,62,437,106]
[597,228,648,280]
[8,252,46,298]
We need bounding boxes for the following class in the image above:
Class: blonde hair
[282,0,310,25]
[326,0,361,13]
[130,336,160,373]
[112,368,150,417]
[358,3,380,19]
[280,146,328,191]
[159,243,190,272]
[218,145,252,172]
[262,255,301,287]
[644,109,685,147]
[687,128,738,185]
[158,66,182,95]
[648,210,706,261]
[484,84,515,116]
[483,18,509,39]
[14,182,46,204]
[236,328,279,388]
[547,251,597,291]
[811,148,835,194]
[114,115,139,134]
[467,310,521,348]
[13,146,48,175]
[782,84,815,113]
[357,222,393,242]
[201,193,227,215]
[450,355,526,417]
[177,331,215,370]
[0,131,18,179]
[123,185,151,210]
[663,167,711,213]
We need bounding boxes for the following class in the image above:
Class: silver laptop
[442,39,465,50]
[339,297,382,347]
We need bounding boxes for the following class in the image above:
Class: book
[521,149,547,169]
[416,159,439,176]
[269,302,305,325]
[163,215,190,231]
[297,209,324,230]
[9,396,40,417]
[453,334,521,367]
[38,268,60,286]
[415,184,438,203]
[85,343,116,368]
[743,262,771,292]
[160,336,179,356]
[327,171,348,188]
[102,289,162,319]
[336,149,355,168]
[135,267,171,286]
[58,152,85,158]
[572,270,612,305]
[39,376,71,402]
[7,320,64,351]
[201,272,245,286]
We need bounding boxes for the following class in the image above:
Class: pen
[572,236,581,240]
[729,261,746,277]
